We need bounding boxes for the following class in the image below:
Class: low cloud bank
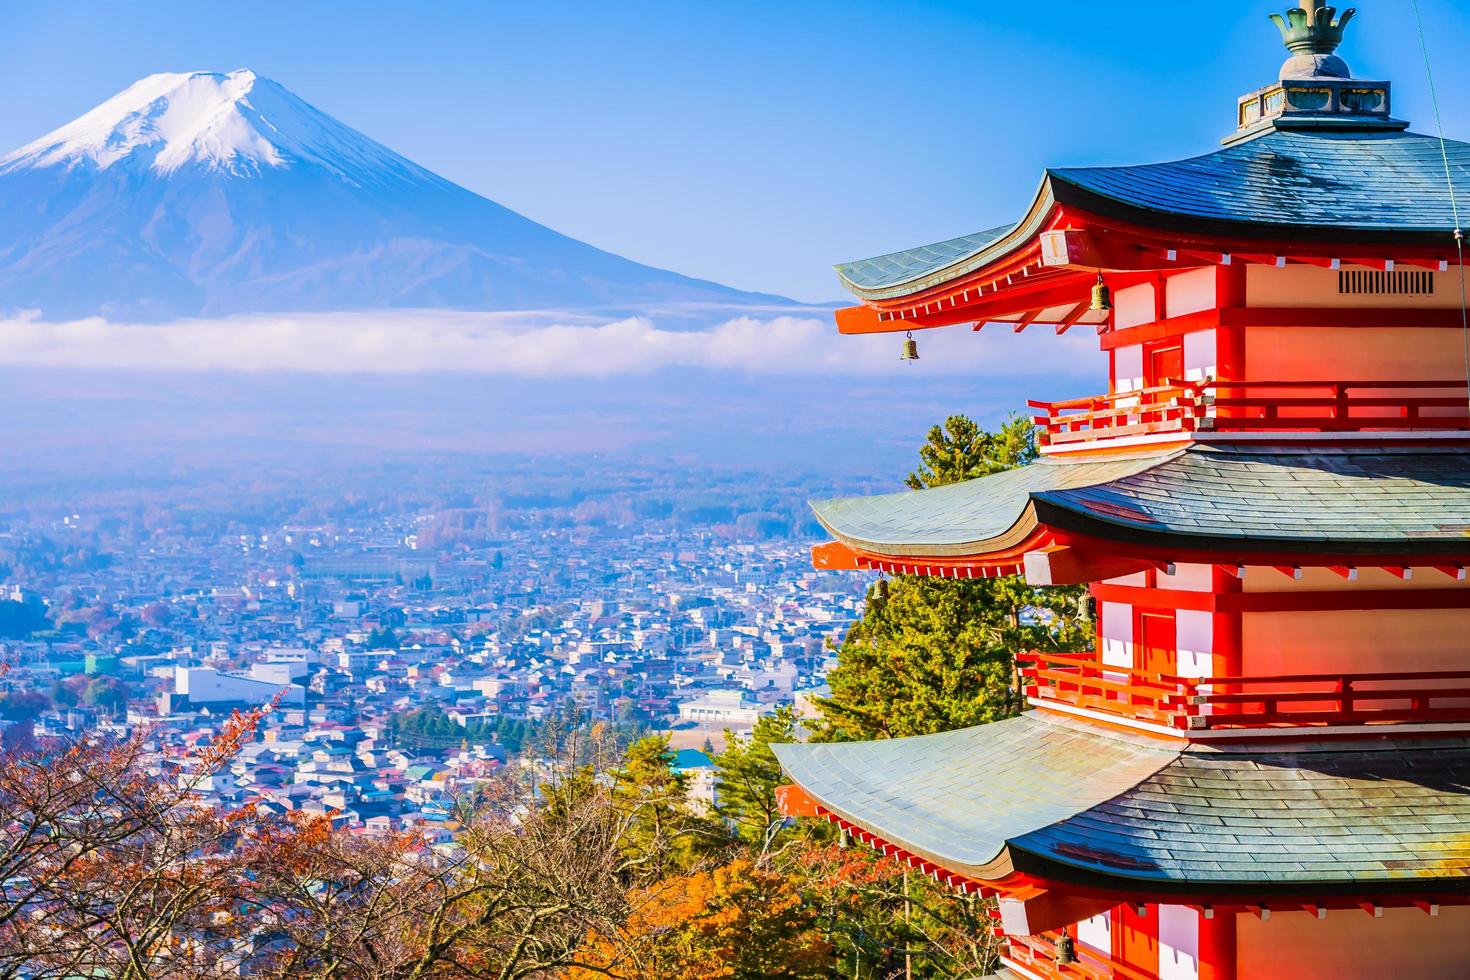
[0,309,1104,377]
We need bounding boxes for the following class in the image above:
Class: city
[0,457,871,830]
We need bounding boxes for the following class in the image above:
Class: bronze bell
[1055,933,1077,965]
[900,331,919,361]
[1090,273,1112,313]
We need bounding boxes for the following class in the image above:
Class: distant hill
[0,70,790,320]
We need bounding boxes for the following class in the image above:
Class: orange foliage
[796,840,906,892]
[572,858,830,980]
[193,693,282,771]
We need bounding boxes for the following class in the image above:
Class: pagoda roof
[837,129,1470,302]
[812,446,1470,560]
[771,714,1175,876]
[773,713,1470,895]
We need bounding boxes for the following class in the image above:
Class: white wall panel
[1165,268,1217,319]
[1114,283,1156,330]
[1101,601,1133,669]
[1077,911,1112,953]
[1158,905,1200,980]
[1182,329,1217,381]
[1114,344,1144,392]
[1176,610,1214,678]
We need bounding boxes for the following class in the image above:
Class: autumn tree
[0,597,47,639]
[789,841,1002,980]
[817,412,1090,741]
[82,675,130,713]
[571,858,830,980]
[247,719,735,980]
[0,702,276,980]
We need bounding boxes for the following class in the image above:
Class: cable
[1413,0,1470,418]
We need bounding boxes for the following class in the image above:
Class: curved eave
[834,177,1058,303]
[813,447,1470,566]
[1006,739,1470,898]
[778,720,1470,897]
[812,499,1045,562]
[770,714,1181,883]
[808,451,1177,562]
[1004,845,1470,900]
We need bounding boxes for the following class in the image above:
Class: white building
[677,688,767,726]
[175,666,306,708]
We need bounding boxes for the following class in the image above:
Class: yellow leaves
[572,858,830,980]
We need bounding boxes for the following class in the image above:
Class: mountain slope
[0,70,786,319]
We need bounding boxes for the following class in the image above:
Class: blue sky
[3,0,1469,302]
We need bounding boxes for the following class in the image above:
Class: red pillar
[1198,909,1238,980]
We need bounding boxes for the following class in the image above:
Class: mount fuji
[0,70,790,320]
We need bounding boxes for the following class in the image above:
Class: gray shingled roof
[1011,743,1470,899]
[770,714,1178,875]
[775,713,1470,892]
[1015,742,1470,891]
[835,223,1014,292]
[810,452,1172,558]
[1050,130,1470,237]
[836,130,1470,301]
[812,446,1470,558]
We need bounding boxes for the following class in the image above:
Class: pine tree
[817,412,1090,742]
[905,412,1036,489]
[612,735,725,876]
[713,705,798,849]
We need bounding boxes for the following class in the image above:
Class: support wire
[1413,0,1470,418]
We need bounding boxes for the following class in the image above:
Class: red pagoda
[773,4,1470,978]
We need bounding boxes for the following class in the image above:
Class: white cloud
[0,309,1105,378]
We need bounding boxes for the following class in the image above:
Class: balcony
[1029,380,1470,449]
[1017,650,1470,733]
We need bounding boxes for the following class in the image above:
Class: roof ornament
[1269,4,1357,78]
[1224,3,1401,144]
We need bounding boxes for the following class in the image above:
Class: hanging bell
[900,330,920,361]
[1054,933,1077,965]
[1090,273,1112,313]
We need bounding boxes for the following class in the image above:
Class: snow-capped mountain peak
[0,69,788,319]
[0,69,428,182]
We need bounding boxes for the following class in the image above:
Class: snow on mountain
[0,70,787,319]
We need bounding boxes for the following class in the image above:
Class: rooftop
[835,4,1462,304]
[774,712,1470,894]
[812,445,1470,561]
[836,130,1470,300]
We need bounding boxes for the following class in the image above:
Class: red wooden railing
[1029,382,1203,445]
[1017,650,1196,728]
[1030,379,1470,446]
[1017,650,1470,731]
[1006,932,1156,980]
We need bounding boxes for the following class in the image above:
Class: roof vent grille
[1338,270,1435,295]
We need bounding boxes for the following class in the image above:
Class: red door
[1148,344,1184,388]
[1138,611,1177,677]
